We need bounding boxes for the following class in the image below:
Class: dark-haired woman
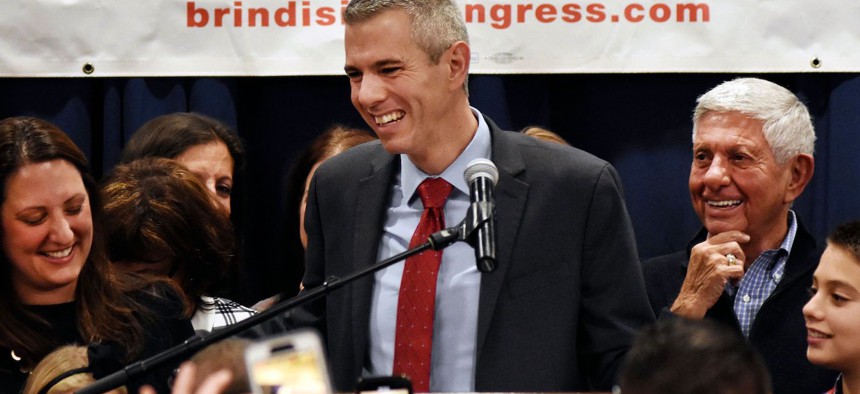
[101,157,256,333]
[0,116,194,393]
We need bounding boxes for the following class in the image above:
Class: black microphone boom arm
[76,242,436,394]
[428,198,495,273]
[78,184,497,394]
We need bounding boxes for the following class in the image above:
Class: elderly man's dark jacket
[642,218,838,394]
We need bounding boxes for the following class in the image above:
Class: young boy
[804,220,860,394]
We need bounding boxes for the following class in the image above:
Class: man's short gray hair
[344,0,469,64]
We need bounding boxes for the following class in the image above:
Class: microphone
[464,158,499,273]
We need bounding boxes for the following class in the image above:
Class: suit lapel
[345,126,533,368]
[350,149,397,376]
[475,122,528,359]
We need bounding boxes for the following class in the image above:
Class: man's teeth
[45,247,72,258]
[375,112,403,125]
[708,200,741,207]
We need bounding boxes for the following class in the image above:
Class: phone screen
[250,347,329,394]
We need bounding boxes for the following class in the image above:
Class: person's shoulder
[328,139,385,165]
[315,139,388,180]
[496,128,610,172]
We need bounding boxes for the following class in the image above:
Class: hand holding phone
[245,330,333,394]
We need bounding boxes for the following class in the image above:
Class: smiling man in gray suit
[290,0,654,392]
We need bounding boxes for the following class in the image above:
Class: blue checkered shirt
[725,210,797,338]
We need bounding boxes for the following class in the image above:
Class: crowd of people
[1,0,857,394]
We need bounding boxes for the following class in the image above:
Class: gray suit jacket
[293,117,654,392]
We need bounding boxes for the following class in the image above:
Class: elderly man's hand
[670,231,749,318]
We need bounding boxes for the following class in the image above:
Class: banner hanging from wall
[0,0,858,77]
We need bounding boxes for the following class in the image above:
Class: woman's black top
[0,286,194,394]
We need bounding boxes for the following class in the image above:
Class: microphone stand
[76,202,492,394]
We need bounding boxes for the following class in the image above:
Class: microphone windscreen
[464,158,499,186]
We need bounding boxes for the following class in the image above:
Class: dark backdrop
[2,73,858,305]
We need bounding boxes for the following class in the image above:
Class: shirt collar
[761,209,798,270]
[400,107,492,202]
[778,210,798,256]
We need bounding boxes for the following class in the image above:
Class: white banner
[1,0,858,77]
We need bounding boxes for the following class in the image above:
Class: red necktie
[392,177,453,392]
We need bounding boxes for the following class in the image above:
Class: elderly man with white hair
[642,77,838,394]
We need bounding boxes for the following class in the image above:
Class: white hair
[693,78,815,164]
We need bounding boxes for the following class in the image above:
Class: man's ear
[784,153,814,203]
[446,41,470,92]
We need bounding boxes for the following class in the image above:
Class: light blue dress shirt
[366,108,492,392]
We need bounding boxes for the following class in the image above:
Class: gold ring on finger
[726,253,737,266]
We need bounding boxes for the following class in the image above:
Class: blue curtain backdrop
[2,73,858,305]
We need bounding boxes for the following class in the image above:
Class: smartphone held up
[245,330,334,394]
